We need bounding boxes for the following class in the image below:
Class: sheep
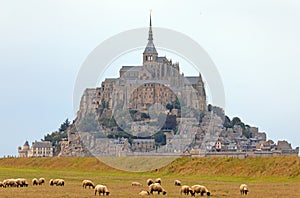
[0,182,4,188]
[38,178,45,185]
[49,179,54,186]
[154,178,162,184]
[146,179,154,186]
[132,181,142,186]
[139,190,150,196]
[191,184,210,196]
[82,180,95,189]
[180,185,194,196]
[32,178,39,186]
[94,184,110,196]
[56,179,65,186]
[50,179,64,186]
[240,184,249,195]
[2,179,9,187]
[4,179,17,187]
[16,178,28,187]
[149,183,167,195]
[174,179,181,186]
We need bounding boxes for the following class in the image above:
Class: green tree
[166,103,173,111]
[59,118,70,132]
[223,116,232,128]
[152,131,166,145]
[174,98,181,109]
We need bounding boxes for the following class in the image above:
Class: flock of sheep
[87,177,248,196]
[0,177,249,196]
[0,177,65,188]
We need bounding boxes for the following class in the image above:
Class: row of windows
[32,151,52,154]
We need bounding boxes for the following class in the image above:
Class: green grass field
[0,156,299,197]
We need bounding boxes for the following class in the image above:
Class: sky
[0,0,299,157]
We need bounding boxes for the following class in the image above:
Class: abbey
[56,15,298,158]
[77,14,206,123]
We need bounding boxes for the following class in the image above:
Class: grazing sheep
[2,179,9,187]
[56,179,65,186]
[16,178,28,187]
[191,184,210,196]
[139,190,150,196]
[180,185,194,195]
[32,178,39,186]
[94,184,110,196]
[4,179,17,187]
[38,178,45,185]
[174,179,181,186]
[240,184,249,195]
[50,179,64,186]
[146,179,154,186]
[154,178,161,184]
[82,180,95,189]
[149,183,167,195]
[0,182,4,188]
[132,181,142,186]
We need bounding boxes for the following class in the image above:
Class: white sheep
[174,179,181,186]
[50,179,64,186]
[149,183,167,195]
[49,179,54,186]
[154,178,162,184]
[146,179,154,186]
[16,178,28,187]
[0,181,4,188]
[180,185,193,195]
[82,180,95,189]
[191,184,210,196]
[132,181,142,186]
[2,179,9,187]
[94,184,110,196]
[139,190,150,196]
[240,184,249,195]
[56,179,65,186]
[38,178,45,185]
[32,178,39,186]
[4,179,17,187]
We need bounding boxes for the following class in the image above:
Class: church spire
[143,11,158,63]
[148,12,153,41]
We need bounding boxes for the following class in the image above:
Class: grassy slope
[0,156,300,197]
[0,156,299,178]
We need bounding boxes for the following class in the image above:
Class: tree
[208,104,212,112]
[42,118,71,156]
[166,103,173,111]
[174,98,181,109]
[59,119,70,132]
[223,116,231,128]
[231,117,241,126]
[152,131,166,146]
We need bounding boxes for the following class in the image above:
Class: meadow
[0,156,299,197]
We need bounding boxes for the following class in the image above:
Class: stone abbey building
[57,15,298,158]
[77,14,206,122]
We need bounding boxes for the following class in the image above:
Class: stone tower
[143,13,158,63]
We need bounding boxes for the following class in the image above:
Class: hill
[0,156,299,178]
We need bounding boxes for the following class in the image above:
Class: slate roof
[120,66,143,72]
[184,77,200,84]
[32,141,52,148]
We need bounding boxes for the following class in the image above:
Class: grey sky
[0,0,299,156]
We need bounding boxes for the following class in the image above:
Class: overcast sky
[0,0,299,157]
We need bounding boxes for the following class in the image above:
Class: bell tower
[143,12,158,63]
